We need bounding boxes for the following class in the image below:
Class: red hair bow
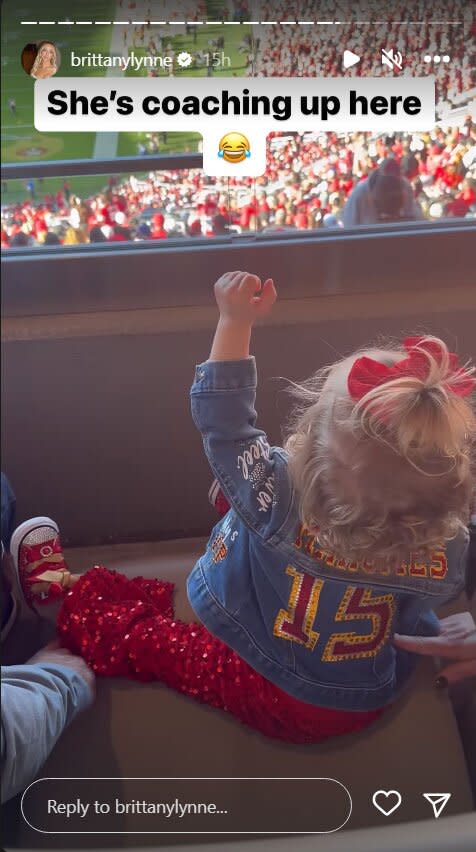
[347,336,475,401]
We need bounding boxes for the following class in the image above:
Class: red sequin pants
[57,567,384,743]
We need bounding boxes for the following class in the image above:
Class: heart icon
[372,790,402,816]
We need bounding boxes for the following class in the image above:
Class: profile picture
[21,41,60,79]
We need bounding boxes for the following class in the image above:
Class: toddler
[12,272,476,742]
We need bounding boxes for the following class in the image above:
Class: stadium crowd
[2,122,475,248]
[255,1,474,108]
[2,1,475,248]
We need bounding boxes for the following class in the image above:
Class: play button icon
[343,49,360,69]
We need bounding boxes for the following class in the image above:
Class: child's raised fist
[214,271,277,323]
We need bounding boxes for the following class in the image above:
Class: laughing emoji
[218,132,251,164]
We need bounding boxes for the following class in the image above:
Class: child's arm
[208,271,276,362]
[191,272,293,538]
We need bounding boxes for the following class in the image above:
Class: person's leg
[58,567,383,743]
[10,518,175,624]
[1,474,17,637]
[1,544,18,642]
[10,517,80,612]
[1,473,16,551]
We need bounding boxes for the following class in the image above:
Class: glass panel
[1,169,254,247]
[3,126,475,251]
[1,0,475,248]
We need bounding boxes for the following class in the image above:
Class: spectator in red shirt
[150,213,167,240]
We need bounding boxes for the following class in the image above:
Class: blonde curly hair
[285,336,475,569]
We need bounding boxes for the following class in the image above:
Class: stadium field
[1,1,115,163]
[2,1,250,165]
[117,16,250,157]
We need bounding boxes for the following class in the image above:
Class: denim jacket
[188,358,468,711]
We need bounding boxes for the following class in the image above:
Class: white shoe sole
[10,517,60,605]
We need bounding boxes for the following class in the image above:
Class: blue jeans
[1,473,16,630]
[1,472,16,551]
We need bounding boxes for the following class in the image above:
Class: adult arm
[394,612,476,684]
[402,179,425,219]
[342,182,367,227]
[1,643,94,802]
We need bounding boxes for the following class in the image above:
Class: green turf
[1,1,250,202]
[117,18,251,156]
[1,0,115,163]
[2,174,137,207]
[2,2,250,160]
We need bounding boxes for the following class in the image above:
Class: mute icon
[381,47,403,70]
[423,793,452,819]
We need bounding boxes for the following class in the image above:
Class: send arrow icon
[423,793,452,818]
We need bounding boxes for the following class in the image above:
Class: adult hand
[394,612,476,685]
[28,640,96,699]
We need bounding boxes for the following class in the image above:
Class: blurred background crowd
[255,1,473,110]
[2,0,474,247]
[2,123,475,248]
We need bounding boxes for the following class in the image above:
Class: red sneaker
[208,479,230,517]
[10,517,74,611]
